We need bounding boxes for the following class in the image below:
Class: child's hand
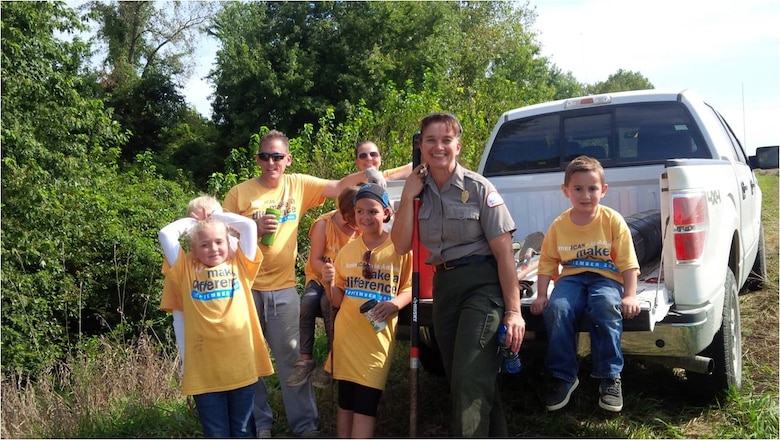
[530,296,547,315]
[621,295,641,319]
[321,260,335,284]
[372,300,399,322]
[189,207,213,221]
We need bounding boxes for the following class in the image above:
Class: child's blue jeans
[543,272,624,382]
[193,382,255,438]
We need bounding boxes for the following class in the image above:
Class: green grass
[2,172,777,438]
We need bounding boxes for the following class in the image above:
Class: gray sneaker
[545,376,579,411]
[599,378,623,412]
[286,359,315,387]
[311,366,332,389]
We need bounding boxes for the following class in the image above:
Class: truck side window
[708,104,749,164]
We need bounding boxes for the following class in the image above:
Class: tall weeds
[1,333,184,438]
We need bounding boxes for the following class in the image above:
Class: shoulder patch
[485,191,505,208]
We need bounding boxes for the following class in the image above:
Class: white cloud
[182,36,219,119]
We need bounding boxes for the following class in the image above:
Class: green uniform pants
[432,260,507,437]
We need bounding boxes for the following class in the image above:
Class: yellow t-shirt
[538,204,639,284]
[164,248,274,396]
[303,210,358,285]
[223,174,328,290]
[326,237,412,390]
[159,260,181,312]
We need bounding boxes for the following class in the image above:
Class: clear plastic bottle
[359,299,387,332]
[498,324,522,374]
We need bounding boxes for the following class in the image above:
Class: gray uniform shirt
[418,163,516,266]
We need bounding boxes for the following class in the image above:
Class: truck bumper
[571,303,717,357]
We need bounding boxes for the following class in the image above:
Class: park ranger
[392,112,525,438]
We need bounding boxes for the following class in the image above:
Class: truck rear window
[483,102,709,176]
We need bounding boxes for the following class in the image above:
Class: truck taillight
[672,194,708,263]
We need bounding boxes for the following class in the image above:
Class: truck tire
[625,210,662,266]
[745,224,767,292]
[688,267,742,395]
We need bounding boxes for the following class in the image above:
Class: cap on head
[354,183,390,208]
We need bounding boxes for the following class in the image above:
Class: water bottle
[498,324,522,374]
[359,299,387,332]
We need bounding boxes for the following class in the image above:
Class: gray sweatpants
[252,288,319,435]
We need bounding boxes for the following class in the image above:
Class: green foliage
[1,1,194,376]
[84,0,215,80]
[208,1,569,156]
[83,0,220,184]
[585,68,655,94]
[106,67,188,161]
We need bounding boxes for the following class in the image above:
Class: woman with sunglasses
[321,183,412,438]
[391,112,525,437]
[355,141,413,182]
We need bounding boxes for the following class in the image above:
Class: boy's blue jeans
[543,272,624,382]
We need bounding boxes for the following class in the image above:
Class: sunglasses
[358,151,380,159]
[258,152,288,162]
[363,250,373,279]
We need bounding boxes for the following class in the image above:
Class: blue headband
[354,183,390,208]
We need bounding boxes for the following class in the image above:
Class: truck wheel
[418,327,446,376]
[745,224,766,292]
[689,267,742,395]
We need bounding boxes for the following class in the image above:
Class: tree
[585,69,654,94]
[83,1,219,167]
[208,1,567,158]
[85,0,216,84]
[1,1,190,376]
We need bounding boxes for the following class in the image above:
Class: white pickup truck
[397,89,772,396]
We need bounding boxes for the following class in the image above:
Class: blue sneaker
[545,376,579,411]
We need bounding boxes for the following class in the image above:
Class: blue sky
[183,0,779,155]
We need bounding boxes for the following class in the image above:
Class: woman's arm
[308,219,328,277]
[383,163,413,181]
[321,258,346,308]
[489,232,525,353]
[391,164,427,254]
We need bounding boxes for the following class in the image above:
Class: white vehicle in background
[397,89,772,397]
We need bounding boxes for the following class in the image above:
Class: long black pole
[409,132,422,438]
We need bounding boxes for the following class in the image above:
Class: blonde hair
[186,195,223,216]
[187,218,230,251]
